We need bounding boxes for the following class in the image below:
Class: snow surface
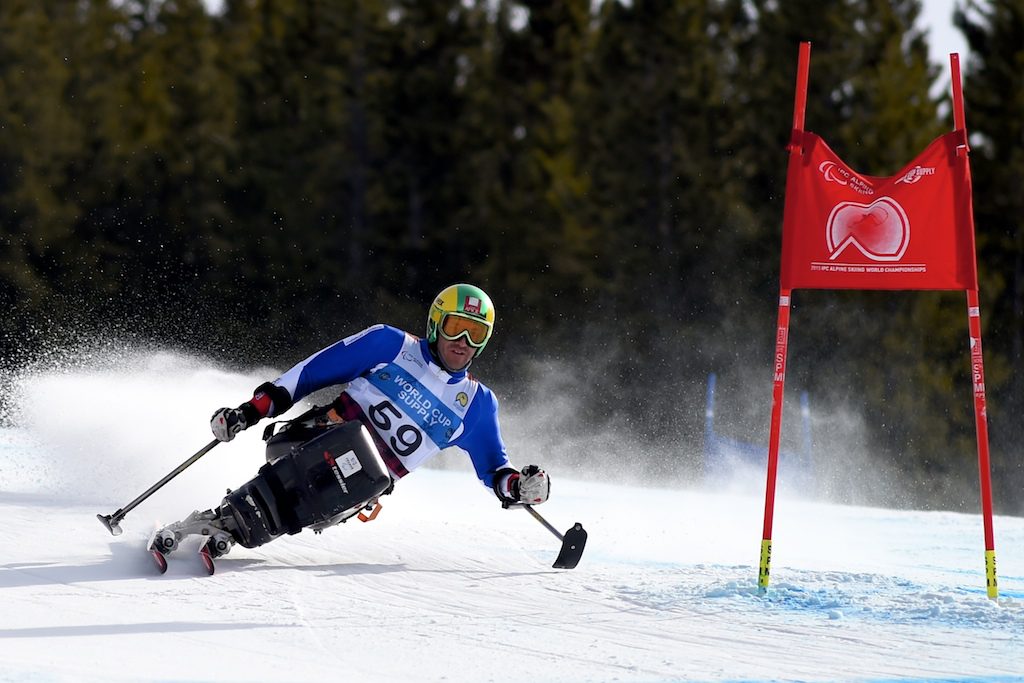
[0,350,1022,683]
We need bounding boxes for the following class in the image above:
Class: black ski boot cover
[221,421,392,548]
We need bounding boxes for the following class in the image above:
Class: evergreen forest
[1,0,1022,513]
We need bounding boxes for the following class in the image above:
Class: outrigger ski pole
[96,439,221,536]
[521,504,588,569]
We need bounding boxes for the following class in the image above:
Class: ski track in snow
[2,464,1021,683]
[0,352,1022,682]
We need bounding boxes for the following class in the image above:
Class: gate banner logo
[819,161,848,186]
[780,130,978,291]
[826,197,909,261]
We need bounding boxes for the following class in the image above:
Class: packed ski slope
[1,350,1022,683]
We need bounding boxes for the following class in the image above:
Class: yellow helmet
[426,284,495,355]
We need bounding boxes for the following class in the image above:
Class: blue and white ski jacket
[265,324,510,489]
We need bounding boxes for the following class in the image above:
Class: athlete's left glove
[517,465,551,504]
[210,403,260,442]
[494,465,551,507]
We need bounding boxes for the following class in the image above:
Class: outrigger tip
[97,513,123,536]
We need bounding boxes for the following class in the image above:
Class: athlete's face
[437,335,476,372]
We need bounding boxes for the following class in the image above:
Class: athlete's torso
[344,333,482,474]
[272,325,509,487]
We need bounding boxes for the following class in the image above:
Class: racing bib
[344,335,479,473]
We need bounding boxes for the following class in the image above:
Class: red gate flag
[780,130,978,290]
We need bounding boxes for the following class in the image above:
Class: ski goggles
[439,313,491,348]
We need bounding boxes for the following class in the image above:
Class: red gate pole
[790,43,810,132]
[951,53,967,134]
[759,41,810,594]
[951,53,998,599]
[967,291,998,599]
[759,290,793,592]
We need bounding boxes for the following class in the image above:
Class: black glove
[210,406,249,442]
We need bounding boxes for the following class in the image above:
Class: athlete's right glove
[210,405,256,442]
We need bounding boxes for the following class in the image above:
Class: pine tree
[372,0,486,299]
[0,2,87,354]
[69,0,239,337]
[955,0,1024,510]
[730,0,979,506]
[454,0,599,350]
[212,0,393,343]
